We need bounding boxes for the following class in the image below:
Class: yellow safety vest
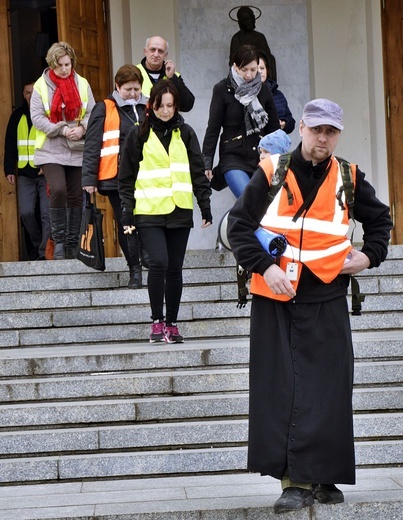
[33,73,89,149]
[135,128,193,215]
[17,115,36,168]
[136,63,181,98]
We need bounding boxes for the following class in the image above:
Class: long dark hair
[140,79,179,136]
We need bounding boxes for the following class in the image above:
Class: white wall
[309,0,388,202]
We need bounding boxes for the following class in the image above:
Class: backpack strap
[335,156,355,221]
[335,156,366,315]
[268,153,292,204]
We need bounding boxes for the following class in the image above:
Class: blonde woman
[30,42,95,259]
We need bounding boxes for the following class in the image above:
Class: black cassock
[247,294,356,485]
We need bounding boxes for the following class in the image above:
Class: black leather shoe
[312,484,344,504]
[274,487,314,514]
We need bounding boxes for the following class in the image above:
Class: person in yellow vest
[4,80,50,260]
[118,79,212,343]
[137,36,194,112]
[30,42,95,260]
[227,99,393,514]
[82,64,148,288]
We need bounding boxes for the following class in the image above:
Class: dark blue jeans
[138,226,190,323]
[224,169,251,198]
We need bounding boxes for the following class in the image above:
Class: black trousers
[138,226,190,323]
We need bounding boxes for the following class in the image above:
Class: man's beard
[310,146,330,162]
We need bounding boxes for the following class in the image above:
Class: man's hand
[340,249,370,275]
[165,60,176,78]
[6,174,15,185]
[263,263,296,298]
[205,169,213,181]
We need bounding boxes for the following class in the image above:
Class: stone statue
[229,5,277,81]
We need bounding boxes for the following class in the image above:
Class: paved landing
[0,467,402,519]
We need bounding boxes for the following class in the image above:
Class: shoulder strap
[268,152,292,204]
[335,156,355,220]
[334,156,366,315]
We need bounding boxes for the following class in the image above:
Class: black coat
[118,116,211,229]
[82,96,146,191]
[227,146,393,484]
[202,77,280,175]
[138,58,195,113]
[266,79,295,135]
[4,101,40,179]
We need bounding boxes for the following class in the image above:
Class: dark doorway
[9,0,57,109]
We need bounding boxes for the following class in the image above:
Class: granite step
[0,386,401,429]
[0,413,401,457]
[0,333,402,377]
[0,441,402,484]
[0,302,402,331]
[1,308,402,348]
[1,386,402,429]
[1,361,401,404]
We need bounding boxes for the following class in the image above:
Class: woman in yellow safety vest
[118,80,212,344]
[82,65,148,289]
[30,41,95,260]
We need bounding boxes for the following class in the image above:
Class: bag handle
[85,191,99,210]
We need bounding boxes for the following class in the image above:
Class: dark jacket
[265,78,295,134]
[228,144,393,302]
[138,57,195,112]
[4,101,40,179]
[82,95,146,191]
[118,115,211,228]
[202,76,280,175]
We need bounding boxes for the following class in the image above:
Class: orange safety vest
[250,156,356,301]
[98,99,120,181]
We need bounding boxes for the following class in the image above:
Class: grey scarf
[230,66,269,135]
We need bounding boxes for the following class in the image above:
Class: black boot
[128,265,142,289]
[65,208,82,259]
[49,208,66,260]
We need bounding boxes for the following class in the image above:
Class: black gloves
[201,208,213,224]
[121,210,135,228]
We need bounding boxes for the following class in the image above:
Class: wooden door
[57,0,120,257]
[0,1,19,261]
[381,0,403,244]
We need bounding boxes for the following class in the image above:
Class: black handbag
[210,165,228,191]
[76,193,106,271]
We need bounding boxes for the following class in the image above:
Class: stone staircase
[0,247,402,491]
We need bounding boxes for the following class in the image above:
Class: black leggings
[41,163,82,208]
[138,226,190,323]
[98,189,139,268]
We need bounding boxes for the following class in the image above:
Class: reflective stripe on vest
[135,128,193,215]
[17,115,36,168]
[98,99,120,181]
[33,73,89,149]
[136,63,181,98]
[250,156,356,301]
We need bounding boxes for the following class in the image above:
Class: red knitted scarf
[49,69,82,123]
